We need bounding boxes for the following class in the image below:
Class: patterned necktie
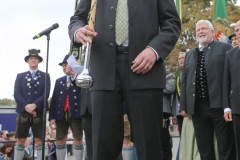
[115,0,128,45]
[31,71,35,79]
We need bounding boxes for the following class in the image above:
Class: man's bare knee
[123,136,131,147]
[34,138,42,146]
[17,138,27,146]
[57,137,67,146]
[74,138,82,146]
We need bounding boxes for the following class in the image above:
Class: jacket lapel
[193,47,198,71]
[25,71,32,86]
[203,41,214,72]
[59,76,66,91]
[32,70,41,85]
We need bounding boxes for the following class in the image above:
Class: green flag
[213,0,227,20]
[212,0,232,40]
[174,0,181,19]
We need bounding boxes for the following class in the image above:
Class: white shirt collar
[29,70,38,74]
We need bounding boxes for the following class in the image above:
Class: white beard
[196,35,208,44]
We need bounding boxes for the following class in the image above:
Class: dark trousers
[82,110,93,160]
[67,144,73,155]
[176,115,183,137]
[161,115,172,160]
[91,53,163,160]
[192,100,235,160]
[50,143,57,160]
[233,114,240,160]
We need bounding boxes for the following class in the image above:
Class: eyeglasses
[196,27,211,32]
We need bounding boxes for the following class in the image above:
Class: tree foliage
[0,98,52,106]
[0,99,16,106]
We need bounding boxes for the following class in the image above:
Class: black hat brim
[228,34,236,40]
[58,55,69,66]
[25,55,43,63]
[58,62,67,66]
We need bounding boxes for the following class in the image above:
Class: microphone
[33,23,59,39]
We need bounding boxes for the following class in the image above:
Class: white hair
[196,20,214,31]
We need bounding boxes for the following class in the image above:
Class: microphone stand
[41,34,50,160]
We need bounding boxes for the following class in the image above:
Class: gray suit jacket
[223,47,240,114]
[180,41,232,114]
[68,0,181,90]
[163,73,176,114]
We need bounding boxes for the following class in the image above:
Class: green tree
[0,98,16,106]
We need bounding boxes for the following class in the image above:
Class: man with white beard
[180,20,235,160]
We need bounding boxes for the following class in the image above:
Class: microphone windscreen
[52,23,59,29]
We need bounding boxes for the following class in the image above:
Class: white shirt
[29,69,38,74]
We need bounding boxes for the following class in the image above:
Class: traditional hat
[59,55,69,66]
[228,33,236,40]
[24,49,43,62]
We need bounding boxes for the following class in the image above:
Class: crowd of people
[2,0,240,159]
[175,20,240,160]
[135,20,240,160]
[0,127,78,160]
[0,131,15,160]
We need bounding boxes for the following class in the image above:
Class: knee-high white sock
[56,144,67,160]
[36,145,42,160]
[74,144,84,160]
[45,142,49,156]
[122,146,133,160]
[14,144,25,160]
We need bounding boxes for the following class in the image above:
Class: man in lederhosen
[49,55,84,160]
[14,49,51,160]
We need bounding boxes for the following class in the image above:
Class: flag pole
[212,0,215,23]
